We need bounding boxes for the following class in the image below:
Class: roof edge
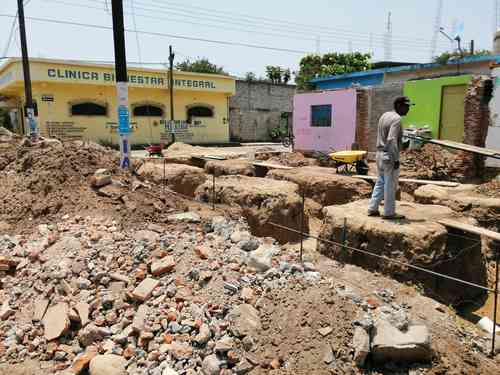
[311,54,500,83]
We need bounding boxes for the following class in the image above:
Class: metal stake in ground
[17,0,38,141]
[492,240,500,357]
[299,188,305,262]
[111,0,131,169]
[212,174,216,210]
[163,158,166,193]
[342,217,347,253]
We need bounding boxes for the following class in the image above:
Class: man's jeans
[368,155,399,216]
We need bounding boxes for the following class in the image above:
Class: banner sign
[163,120,189,133]
[47,68,217,89]
[118,105,130,134]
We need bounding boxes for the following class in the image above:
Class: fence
[151,157,500,357]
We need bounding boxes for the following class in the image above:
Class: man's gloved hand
[394,160,400,170]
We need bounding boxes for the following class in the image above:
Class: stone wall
[229,80,295,142]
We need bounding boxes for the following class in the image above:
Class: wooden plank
[190,155,226,162]
[252,162,293,170]
[420,138,500,159]
[352,175,460,187]
[438,219,500,242]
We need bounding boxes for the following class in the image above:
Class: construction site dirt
[1,136,500,374]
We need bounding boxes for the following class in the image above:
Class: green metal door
[439,85,466,142]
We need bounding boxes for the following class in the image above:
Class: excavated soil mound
[262,152,319,167]
[205,159,255,177]
[267,166,372,207]
[137,162,207,197]
[0,138,119,224]
[163,142,244,165]
[414,184,500,231]
[318,200,487,305]
[195,175,307,243]
[0,138,182,232]
[400,144,467,181]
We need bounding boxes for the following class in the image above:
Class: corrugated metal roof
[310,54,500,83]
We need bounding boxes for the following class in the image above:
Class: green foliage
[175,58,228,75]
[269,126,288,140]
[265,66,292,84]
[295,52,372,90]
[244,72,257,82]
[432,49,491,65]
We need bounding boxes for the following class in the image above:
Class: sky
[0,0,496,78]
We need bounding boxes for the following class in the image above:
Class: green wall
[402,75,471,137]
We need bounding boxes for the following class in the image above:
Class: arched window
[71,102,107,116]
[133,104,164,117]
[187,106,213,123]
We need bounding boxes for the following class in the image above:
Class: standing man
[367,96,412,219]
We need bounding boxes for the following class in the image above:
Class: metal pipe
[492,241,499,356]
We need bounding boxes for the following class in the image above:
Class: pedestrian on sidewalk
[367,96,412,219]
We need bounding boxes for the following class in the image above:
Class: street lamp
[439,27,463,73]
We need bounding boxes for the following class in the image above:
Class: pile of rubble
[0,212,339,374]
[401,144,467,181]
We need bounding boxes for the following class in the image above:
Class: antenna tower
[430,0,443,60]
[495,0,500,33]
[384,12,392,61]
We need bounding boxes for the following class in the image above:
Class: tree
[432,49,491,65]
[244,72,257,82]
[294,52,372,90]
[265,66,292,84]
[175,58,228,75]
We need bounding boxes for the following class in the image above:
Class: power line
[2,0,33,57]
[126,0,447,47]
[40,0,449,53]
[129,0,143,64]
[113,0,450,50]
[0,13,313,54]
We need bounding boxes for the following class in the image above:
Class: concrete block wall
[229,80,295,142]
[368,83,405,153]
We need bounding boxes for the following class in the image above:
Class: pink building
[293,89,357,153]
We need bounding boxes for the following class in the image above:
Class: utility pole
[470,39,475,55]
[111,0,131,169]
[17,0,38,140]
[168,45,175,144]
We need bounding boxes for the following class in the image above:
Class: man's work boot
[382,213,406,220]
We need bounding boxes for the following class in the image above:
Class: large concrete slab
[318,200,487,304]
[267,166,372,207]
[195,175,307,243]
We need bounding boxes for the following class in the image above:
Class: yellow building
[0,58,235,145]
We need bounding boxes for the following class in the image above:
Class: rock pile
[0,213,324,374]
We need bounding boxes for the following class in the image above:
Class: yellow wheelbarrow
[329,150,369,175]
